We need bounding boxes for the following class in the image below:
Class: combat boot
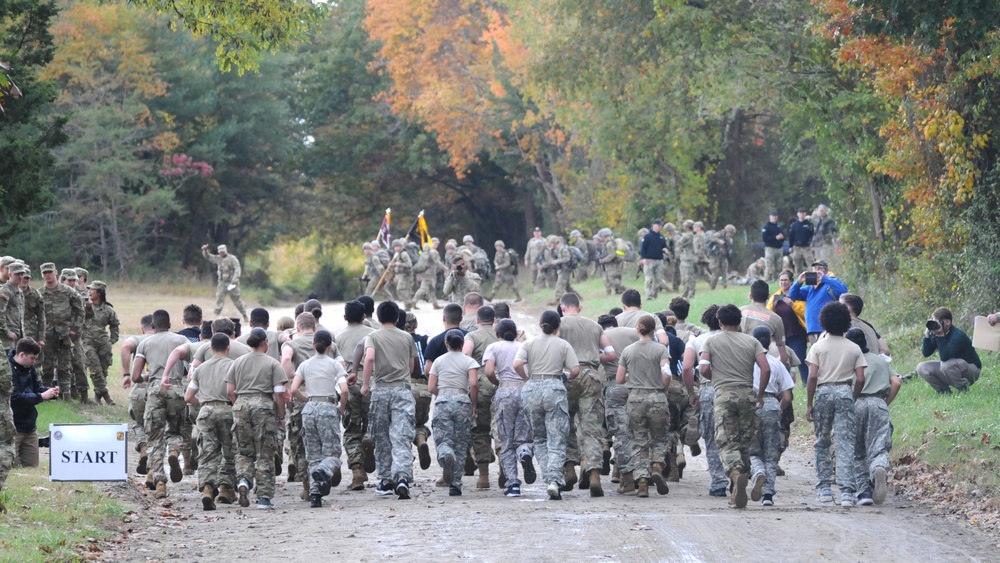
[589,469,604,497]
[650,463,670,495]
[476,463,491,489]
[100,390,116,405]
[80,390,94,404]
[154,481,168,499]
[61,391,72,401]
[362,436,376,473]
[183,456,194,476]
[167,449,183,483]
[561,462,578,492]
[636,478,649,498]
[416,434,431,470]
[145,471,155,491]
[729,469,748,509]
[136,444,148,476]
[617,472,635,495]
[201,485,216,511]
[287,463,297,482]
[578,467,589,490]
[497,464,507,489]
[300,476,310,500]
[602,445,612,475]
[349,465,366,491]
[464,452,476,476]
[331,466,342,488]
[217,484,236,504]
[71,388,80,401]
[611,464,621,484]
[676,453,686,480]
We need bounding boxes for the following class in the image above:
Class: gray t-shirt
[225,352,287,395]
[558,315,604,368]
[236,329,284,362]
[619,339,668,390]
[514,333,579,377]
[603,326,639,380]
[195,339,253,363]
[190,356,234,403]
[482,340,521,382]
[337,324,375,373]
[295,354,348,398]
[616,310,663,331]
[136,331,191,383]
[700,330,765,391]
[365,327,418,385]
[430,351,480,393]
[861,352,892,395]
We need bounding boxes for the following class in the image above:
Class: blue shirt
[787,275,849,334]
[761,221,784,248]
[640,230,668,260]
[786,219,814,248]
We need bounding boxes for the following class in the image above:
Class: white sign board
[49,423,129,482]
[972,316,1000,352]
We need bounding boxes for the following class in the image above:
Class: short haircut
[751,326,771,349]
[210,333,230,353]
[249,307,269,326]
[445,329,466,351]
[933,307,952,322]
[212,317,236,337]
[182,304,203,326]
[668,297,690,320]
[295,312,317,331]
[294,302,305,318]
[637,315,656,336]
[540,310,561,335]
[344,300,365,324]
[496,319,517,342]
[654,312,668,328]
[443,303,463,325]
[716,304,742,327]
[140,314,154,331]
[701,305,721,331]
[750,280,770,303]
[464,292,484,308]
[377,300,400,324]
[396,309,407,330]
[839,293,863,316]
[477,306,495,324]
[314,330,333,354]
[663,325,677,336]
[152,309,171,330]
[609,307,623,316]
[559,292,581,309]
[819,302,852,336]
[597,314,617,329]
[621,289,641,308]
[276,316,294,331]
[357,295,375,316]
[493,302,511,319]
[200,320,213,340]
[16,337,41,356]
[844,327,868,353]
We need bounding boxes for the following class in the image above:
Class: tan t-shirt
[136,331,192,383]
[619,339,668,390]
[514,333,579,377]
[861,352,892,395]
[191,355,234,403]
[226,352,287,395]
[851,318,881,356]
[740,303,786,346]
[283,333,316,371]
[337,324,375,373]
[365,327,418,385]
[806,335,867,385]
[700,330,765,390]
[295,354,348,398]
[195,338,253,363]
[615,310,663,331]
[603,326,639,380]
[558,315,604,368]
[236,329,284,362]
[430,351,480,393]
[465,324,498,365]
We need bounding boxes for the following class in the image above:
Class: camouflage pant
[412,276,439,307]
[195,403,235,490]
[84,339,113,394]
[764,247,782,281]
[302,401,343,495]
[812,384,857,492]
[708,256,728,289]
[602,262,624,294]
[604,380,632,469]
[564,367,605,472]
[750,397,782,496]
[412,379,431,445]
[181,404,196,465]
[853,395,892,492]
[233,395,280,498]
[71,336,88,392]
[521,378,569,486]
[698,385,729,491]
[432,396,473,489]
[342,382,371,469]
[0,398,14,492]
[470,375,495,465]
[680,258,697,299]
[493,385,532,487]
[144,384,186,485]
[395,277,414,307]
[41,332,73,392]
[214,282,247,316]
[128,382,148,448]
[714,387,757,475]
[666,378,695,455]
[286,398,306,481]
[369,386,416,483]
[490,271,520,300]
[365,277,395,301]
[624,390,670,480]
[789,246,813,274]
[663,259,679,292]
[554,269,574,302]
[643,261,667,300]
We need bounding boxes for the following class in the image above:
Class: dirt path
[103,301,997,562]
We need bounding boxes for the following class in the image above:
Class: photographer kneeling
[916,307,981,393]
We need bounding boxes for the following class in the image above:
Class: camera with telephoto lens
[456,263,465,272]
[804,272,818,285]
[926,319,941,332]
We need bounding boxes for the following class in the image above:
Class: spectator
[916,307,980,393]
[10,338,60,468]
[767,270,808,384]
[786,208,815,273]
[788,260,848,341]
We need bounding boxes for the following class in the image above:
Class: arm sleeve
[109,308,121,342]
[920,335,937,358]
[787,282,807,301]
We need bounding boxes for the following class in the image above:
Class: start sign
[49,423,129,482]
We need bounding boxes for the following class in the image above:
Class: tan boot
[183,455,194,476]
[136,444,148,475]
[300,476,310,500]
[676,452,686,480]
[145,471,155,491]
[730,469,748,509]
[201,485,216,511]
[611,464,621,484]
[78,390,95,404]
[617,472,636,494]
[416,434,431,470]
[476,463,490,489]
[168,449,183,483]
[650,463,670,495]
[154,481,168,499]
[217,484,236,504]
[349,465,366,491]
[102,390,116,405]
[589,469,604,497]
[561,462,578,492]
[636,478,649,498]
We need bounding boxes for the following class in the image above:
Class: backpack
[506,248,520,276]
[472,248,492,280]
[404,242,421,266]
[567,245,584,270]
[615,238,637,262]
[376,249,391,268]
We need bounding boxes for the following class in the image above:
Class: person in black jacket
[639,220,670,301]
[760,210,785,281]
[786,208,815,273]
[10,338,59,468]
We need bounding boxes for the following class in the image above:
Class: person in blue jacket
[787,261,848,342]
[10,338,60,468]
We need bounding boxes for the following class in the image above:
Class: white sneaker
[817,487,833,503]
[840,492,855,507]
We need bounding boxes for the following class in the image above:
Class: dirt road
[104,301,998,562]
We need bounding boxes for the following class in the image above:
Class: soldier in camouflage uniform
[280,313,323,499]
[677,220,698,299]
[411,243,442,309]
[60,269,91,403]
[748,326,795,506]
[363,242,395,301]
[390,239,414,309]
[488,240,521,301]
[83,281,120,405]
[184,333,237,510]
[598,228,625,295]
[19,268,45,343]
[570,230,589,282]
[463,307,499,488]
[548,236,575,304]
[201,244,247,321]
[706,225,735,290]
[442,257,481,303]
[39,263,83,398]
[598,314,639,493]
[0,262,25,354]
[662,223,680,292]
[336,301,375,490]
[229,328,288,509]
[121,316,154,476]
[692,222,713,285]
[428,329,480,495]
[525,227,547,289]
[0,329,14,514]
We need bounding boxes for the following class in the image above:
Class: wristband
[698,359,711,366]
[602,346,615,354]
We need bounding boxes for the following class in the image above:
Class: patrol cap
[725,224,736,234]
[445,239,456,249]
[75,267,89,279]
[40,262,57,273]
[637,228,649,237]
[682,220,694,228]
[570,229,581,238]
[546,235,559,244]
[693,221,704,229]
[362,242,371,251]
[23,266,31,279]
[811,260,829,270]
[533,226,541,232]
[88,280,107,291]
[664,222,676,231]
[494,240,505,248]
[597,228,613,237]
[0,256,15,268]
[218,244,227,253]
[405,312,418,329]
[7,262,26,275]
[463,235,474,244]
[60,268,78,281]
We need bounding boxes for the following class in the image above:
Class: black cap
[797,207,807,213]
[533,226,541,231]
[652,219,662,225]
[769,209,778,216]
[811,260,829,269]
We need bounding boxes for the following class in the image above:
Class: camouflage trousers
[490,272,520,301]
[714,387,757,476]
[602,263,624,294]
[84,339,113,394]
[666,378,697,454]
[214,282,246,317]
[411,276,440,307]
[521,378,569,486]
[708,256,728,289]
[342,382,371,469]
[604,380,632,469]
[554,269,574,303]
[365,277,395,301]
[0,398,14,492]
[41,332,73,392]
[181,404,197,466]
[128,382,148,448]
[812,384,857,492]
[432,395,473,489]
[680,258,697,299]
[302,400,343,495]
[470,375,495,465]
[412,379,431,446]
[369,386,416,483]
[71,336,88,393]
[564,367,605,472]
[643,261,667,300]
[233,395,280,498]
[144,384,186,485]
[750,396,782,496]
[195,402,235,491]
[698,385,729,492]
[853,395,892,492]
[535,267,555,291]
[286,398,307,482]
[789,246,813,275]
[395,277,414,307]
[764,247,782,281]
[663,259,679,292]
[493,385,532,487]
[624,390,670,480]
